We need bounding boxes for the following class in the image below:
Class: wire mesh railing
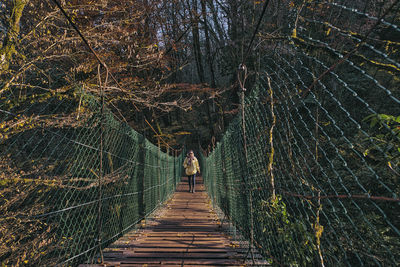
[201,1,400,266]
[0,90,184,266]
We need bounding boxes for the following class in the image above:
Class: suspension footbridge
[1,0,400,266]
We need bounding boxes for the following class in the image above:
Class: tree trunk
[189,0,205,83]
[201,0,216,138]
[201,0,216,88]
[207,0,226,44]
[0,0,28,74]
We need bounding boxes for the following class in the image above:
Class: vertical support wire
[267,75,276,200]
[238,64,255,264]
[167,147,169,197]
[157,138,161,204]
[97,64,108,263]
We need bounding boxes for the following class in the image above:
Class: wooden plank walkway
[81,177,247,266]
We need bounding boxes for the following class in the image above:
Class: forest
[1,0,257,149]
[1,0,400,266]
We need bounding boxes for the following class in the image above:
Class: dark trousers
[188,174,196,192]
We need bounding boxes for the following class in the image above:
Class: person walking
[183,150,200,193]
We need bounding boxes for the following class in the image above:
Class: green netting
[201,1,400,266]
[0,91,184,266]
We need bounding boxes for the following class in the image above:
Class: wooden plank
[110,245,232,250]
[113,265,231,267]
[102,265,232,267]
[127,241,229,246]
[105,247,244,253]
[103,258,240,265]
[138,232,223,236]
[111,238,227,243]
[103,252,236,259]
